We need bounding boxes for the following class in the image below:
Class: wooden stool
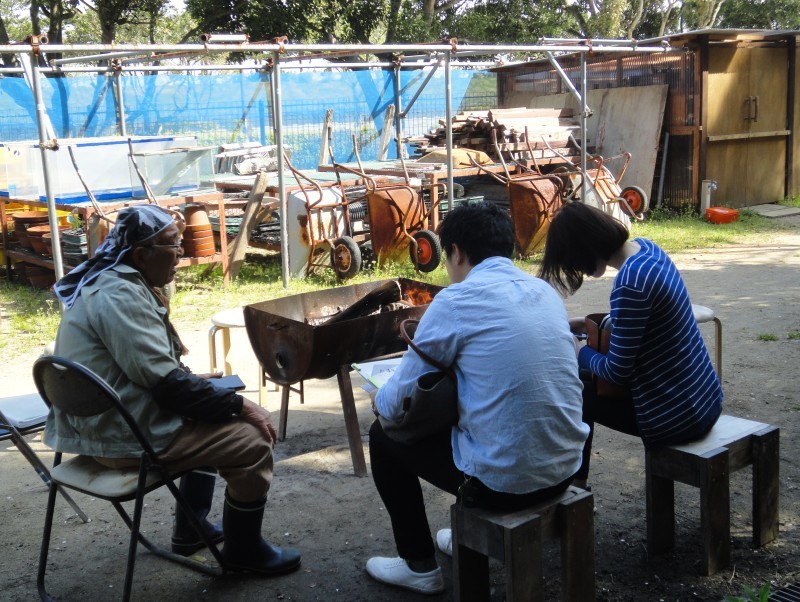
[451,485,594,602]
[208,307,250,376]
[646,414,779,576]
[692,304,722,378]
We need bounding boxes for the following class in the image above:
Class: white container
[0,135,200,202]
[129,144,215,197]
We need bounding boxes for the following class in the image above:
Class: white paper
[351,357,403,389]
[0,393,49,430]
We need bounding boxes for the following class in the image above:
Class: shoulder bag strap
[400,319,456,381]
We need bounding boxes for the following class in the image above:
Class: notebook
[0,393,50,430]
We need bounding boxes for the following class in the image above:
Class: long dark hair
[539,202,629,296]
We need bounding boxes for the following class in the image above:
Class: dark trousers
[369,419,572,561]
[574,382,640,482]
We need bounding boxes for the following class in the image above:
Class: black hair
[438,201,515,265]
[539,201,629,296]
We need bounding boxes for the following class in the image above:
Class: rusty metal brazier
[244,278,444,385]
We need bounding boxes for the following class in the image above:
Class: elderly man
[45,204,300,575]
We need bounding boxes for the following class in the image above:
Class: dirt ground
[1,214,799,602]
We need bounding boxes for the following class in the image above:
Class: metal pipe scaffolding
[0,39,677,288]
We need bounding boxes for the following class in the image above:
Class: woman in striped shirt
[540,202,722,487]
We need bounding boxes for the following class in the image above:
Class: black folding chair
[0,393,88,522]
[33,356,227,602]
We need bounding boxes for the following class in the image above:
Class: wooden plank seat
[645,414,780,576]
[451,485,595,602]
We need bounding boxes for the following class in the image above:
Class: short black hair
[438,201,515,265]
[539,201,629,296]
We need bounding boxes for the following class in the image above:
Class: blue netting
[0,68,496,169]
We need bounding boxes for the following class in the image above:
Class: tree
[717,0,800,29]
[442,0,576,46]
[184,0,386,45]
[77,0,170,44]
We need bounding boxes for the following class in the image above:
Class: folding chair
[33,355,228,602]
[0,393,88,522]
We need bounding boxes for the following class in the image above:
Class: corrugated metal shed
[492,30,799,209]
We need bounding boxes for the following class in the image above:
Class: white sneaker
[365,556,445,595]
[435,529,452,557]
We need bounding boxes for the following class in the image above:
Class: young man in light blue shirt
[366,201,589,595]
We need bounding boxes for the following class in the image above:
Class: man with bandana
[45,204,301,576]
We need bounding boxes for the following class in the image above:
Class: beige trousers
[96,418,273,503]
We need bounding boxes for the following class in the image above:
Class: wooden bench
[645,414,779,575]
[451,485,594,602]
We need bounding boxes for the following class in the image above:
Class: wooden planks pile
[406,107,581,164]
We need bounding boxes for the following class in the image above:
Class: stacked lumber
[406,107,581,164]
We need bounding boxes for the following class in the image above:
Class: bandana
[54,205,175,309]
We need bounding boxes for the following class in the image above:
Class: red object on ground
[706,207,739,224]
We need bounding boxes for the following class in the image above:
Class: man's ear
[450,243,465,266]
[127,246,148,270]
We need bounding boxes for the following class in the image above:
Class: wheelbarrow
[468,129,567,257]
[284,152,362,279]
[330,136,445,273]
[542,134,649,224]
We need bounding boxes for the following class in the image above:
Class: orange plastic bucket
[705,207,739,224]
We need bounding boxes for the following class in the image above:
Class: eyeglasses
[143,241,183,251]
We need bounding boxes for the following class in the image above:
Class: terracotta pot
[12,211,50,224]
[185,229,214,241]
[13,212,49,249]
[30,236,49,255]
[41,232,57,258]
[183,204,211,227]
[25,225,48,238]
[182,240,216,257]
[184,223,214,234]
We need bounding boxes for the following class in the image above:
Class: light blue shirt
[376,257,589,494]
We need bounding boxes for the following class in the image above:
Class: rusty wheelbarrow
[469,130,566,257]
[543,134,649,222]
[331,136,445,273]
[284,152,362,279]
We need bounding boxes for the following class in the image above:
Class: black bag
[378,319,459,444]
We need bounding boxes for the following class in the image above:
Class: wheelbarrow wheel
[619,186,649,217]
[410,229,442,273]
[330,236,362,280]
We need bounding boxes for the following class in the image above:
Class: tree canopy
[0,0,796,55]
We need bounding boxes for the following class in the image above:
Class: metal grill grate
[771,584,800,601]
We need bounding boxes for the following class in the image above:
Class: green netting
[0,68,496,169]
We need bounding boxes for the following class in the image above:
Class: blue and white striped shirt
[578,238,722,447]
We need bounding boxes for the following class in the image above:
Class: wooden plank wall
[513,85,668,199]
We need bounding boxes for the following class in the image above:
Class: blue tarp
[0,69,493,169]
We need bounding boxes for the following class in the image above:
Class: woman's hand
[568,317,586,335]
[238,397,278,445]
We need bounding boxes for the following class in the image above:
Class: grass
[1,201,797,358]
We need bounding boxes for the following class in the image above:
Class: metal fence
[0,71,497,170]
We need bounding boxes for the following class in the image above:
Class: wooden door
[705,47,788,207]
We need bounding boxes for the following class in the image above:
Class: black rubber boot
[171,470,224,556]
[222,490,301,575]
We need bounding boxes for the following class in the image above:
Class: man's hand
[196,371,223,380]
[239,397,278,445]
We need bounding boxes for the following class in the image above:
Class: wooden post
[318,108,334,168]
[377,104,396,161]
[225,172,269,281]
